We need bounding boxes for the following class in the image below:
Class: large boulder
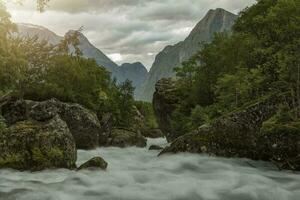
[1,98,102,149]
[107,128,147,148]
[159,95,297,167]
[78,157,108,170]
[0,115,76,171]
[153,78,181,142]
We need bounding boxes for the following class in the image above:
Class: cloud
[7,0,256,69]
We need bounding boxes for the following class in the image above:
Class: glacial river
[0,138,300,200]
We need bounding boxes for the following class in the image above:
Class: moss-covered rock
[1,98,102,149]
[0,116,76,171]
[77,157,108,170]
[256,113,300,170]
[107,128,147,148]
[160,95,280,157]
[159,95,300,170]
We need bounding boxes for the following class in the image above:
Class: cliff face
[137,8,238,101]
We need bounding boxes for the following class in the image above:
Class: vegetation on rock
[155,0,300,171]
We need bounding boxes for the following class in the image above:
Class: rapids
[0,138,300,200]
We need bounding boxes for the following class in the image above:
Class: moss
[32,147,64,168]
[261,121,300,136]
[47,148,64,160]
[0,116,6,133]
[11,121,40,135]
[0,154,23,169]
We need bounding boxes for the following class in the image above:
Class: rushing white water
[0,138,300,200]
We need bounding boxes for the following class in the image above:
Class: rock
[77,157,108,170]
[1,98,28,125]
[108,128,147,148]
[153,78,181,142]
[149,145,163,151]
[55,101,101,150]
[0,115,76,171]
[141,128,164,138]
[159,94,283,159]
[1,98,102,150]
[257,116,300,171]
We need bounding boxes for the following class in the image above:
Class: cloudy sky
[7,0,256,70]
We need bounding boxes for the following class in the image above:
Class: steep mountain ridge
[136,8,238,101]
[115,62,148,90]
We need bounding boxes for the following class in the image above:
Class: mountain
[136,8,238,101]
[16,23,148,92]
[115,62,148,90]
[66,30,118,72]
[17,23,62,44]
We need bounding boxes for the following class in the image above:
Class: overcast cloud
[7,0,256,70]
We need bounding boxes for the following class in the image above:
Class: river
[0,138,300,200]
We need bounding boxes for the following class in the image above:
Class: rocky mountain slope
[136,8,238,101]
[16,23,148,91]
[115,62,148,89]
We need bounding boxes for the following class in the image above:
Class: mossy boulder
[257,115,300,170]
[1,98,102,149]
[107,128,147,148]
[78,157,108,170]
[0,116,76,171]
[160,95,280,157]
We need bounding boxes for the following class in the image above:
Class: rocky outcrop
[78,157,108,170]
[1,97,102,149]
[0,116,76,171]
[137,9,238,101]
[107,128,147,148]
[159,94,300,170]
[153,78,181,142]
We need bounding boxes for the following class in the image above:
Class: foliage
[170,0,300,134]
[0,4,137,129]
[135,101,158,129]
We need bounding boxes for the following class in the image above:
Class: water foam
[0,138,300,200]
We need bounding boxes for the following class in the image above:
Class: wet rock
[108,128,147,148]
[0,115,76,171]
[78,157,108,170]
[141,128,164,138]
[149,145,163,151]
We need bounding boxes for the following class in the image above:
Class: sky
[6,0,256,70]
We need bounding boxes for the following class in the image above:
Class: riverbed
[0,138,300,200]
